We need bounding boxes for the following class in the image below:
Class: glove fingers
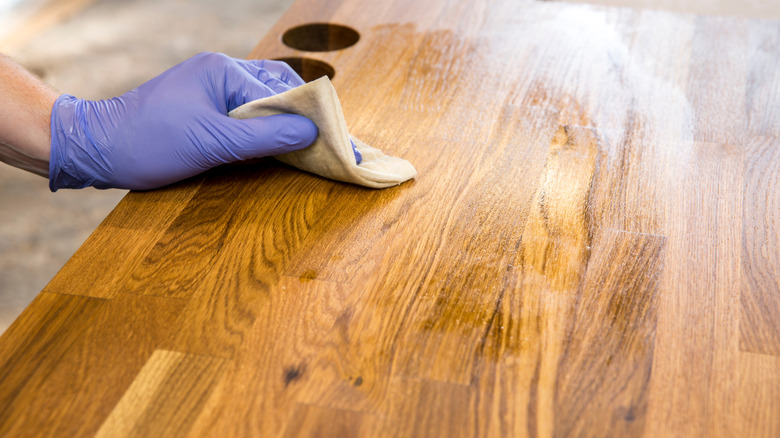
[225,79,277,111]
[224,61,300,109]
[251,59,307,87]
[235,59,306,88]
[214,113,318,162]
[259,76,296,95]
[243,62,300,93]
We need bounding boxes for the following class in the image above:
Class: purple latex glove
[49,52,320,191]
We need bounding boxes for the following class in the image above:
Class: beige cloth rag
[228,76,416,189]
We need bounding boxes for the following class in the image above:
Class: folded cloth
[229,76,416,189]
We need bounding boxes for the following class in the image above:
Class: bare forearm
[0,54,59,177]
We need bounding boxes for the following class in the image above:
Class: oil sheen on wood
[1,0,779,436]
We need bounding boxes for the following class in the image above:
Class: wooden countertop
[1,0,779,436]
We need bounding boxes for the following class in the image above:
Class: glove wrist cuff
[50,94,87,191]
[49,94,113,191]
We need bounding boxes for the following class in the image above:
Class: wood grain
[1,0,780,436]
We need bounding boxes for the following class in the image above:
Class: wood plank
[468,124,599,438]
[95,349,226,438]
[741,136,780,355]
[648,139,743,438]
[185,277,353,436]
[373,106,556,385]
[370,378,475,438]
[516,125,599,438]
[282,404,370,438]
[161,166,350,360]
[686,16,748,144]
[737,352,780,438]
[0,293,103,433]
[643,14,751,438]
[42,178,203,299]
[0,294,185,437]
[121,165,263,299]
[745,21,780,138]
[553,228,665,437]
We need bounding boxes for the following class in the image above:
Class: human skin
[0,54,58,177]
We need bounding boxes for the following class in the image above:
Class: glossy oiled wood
[2,0,780,436]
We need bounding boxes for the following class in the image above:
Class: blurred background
[0,0,294,334]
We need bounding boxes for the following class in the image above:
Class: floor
[0,0,294,334]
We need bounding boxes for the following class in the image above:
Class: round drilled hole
[282,23,360,52]
[274,57,335,82]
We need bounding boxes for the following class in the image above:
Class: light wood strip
[686,16,748,145]
[95,349,226,438]
[641,17,756,437]
[745,21,780,138]
[515,125,599,438]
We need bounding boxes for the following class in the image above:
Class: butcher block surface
[1,0,779,436]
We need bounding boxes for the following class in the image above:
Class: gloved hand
[50,52,327,191]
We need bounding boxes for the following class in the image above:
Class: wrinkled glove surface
[49,52,321,191]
